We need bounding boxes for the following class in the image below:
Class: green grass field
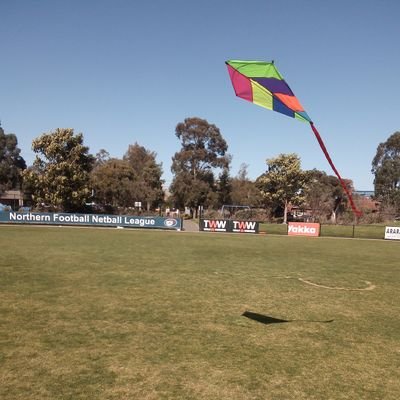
[1,226,399,399]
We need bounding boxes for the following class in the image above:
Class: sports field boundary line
[0,223,395,242]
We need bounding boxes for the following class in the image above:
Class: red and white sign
[288,222,320,237]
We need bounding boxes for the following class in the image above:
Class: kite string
[309,122,362,217]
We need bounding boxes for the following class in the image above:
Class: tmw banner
[384,226,400,240]
[0,212,182,230]
[199,219,259,234]
[288,222,320,237]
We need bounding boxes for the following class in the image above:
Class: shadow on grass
[242,311,334,325]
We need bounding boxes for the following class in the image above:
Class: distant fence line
[259,222,399,240]
[1,211,399,240]
[197,218,399,240]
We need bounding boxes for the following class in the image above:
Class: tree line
[1,118,399,222]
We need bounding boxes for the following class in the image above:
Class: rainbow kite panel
[226,60,312,123]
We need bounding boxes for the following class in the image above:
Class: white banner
[384,226,400,240]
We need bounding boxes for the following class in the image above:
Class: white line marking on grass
[213,273,377,292]
[298,278,376,291]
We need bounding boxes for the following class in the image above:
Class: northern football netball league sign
[0,211,182,230]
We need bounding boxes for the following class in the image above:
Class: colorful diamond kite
[226,59,361,217]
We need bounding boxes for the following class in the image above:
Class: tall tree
[304,169,350,223]
[216,167,232,208]
[123,143,164,210]
[256,153,307,224]
[90,143,164,212]
[170,117,230,216]
[230,163,262,207]
[91,158,136,209]
[23,128,94,212]
[372,131,400,214]
[94,149,110,166]
[0,125,26,193]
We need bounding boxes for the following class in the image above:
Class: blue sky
[1,0,399,190]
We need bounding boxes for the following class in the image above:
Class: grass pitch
[0,226,399,399]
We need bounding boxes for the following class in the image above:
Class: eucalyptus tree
[372,131,400,215]
[170,117,230,216]
[123,142,164,210]
[304,169,350,222]
[0,125,26,193]
[230,163,262,207]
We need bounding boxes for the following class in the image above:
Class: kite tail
[310,122,362,218]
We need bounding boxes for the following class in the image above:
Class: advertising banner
[288,222,320,237]
[199,219,259,234]
[231,220,259,233]
[0,211,182,230]
[384,226,400,240]
[200,219,229,232]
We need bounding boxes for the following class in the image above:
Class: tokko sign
[288,222,320,237]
